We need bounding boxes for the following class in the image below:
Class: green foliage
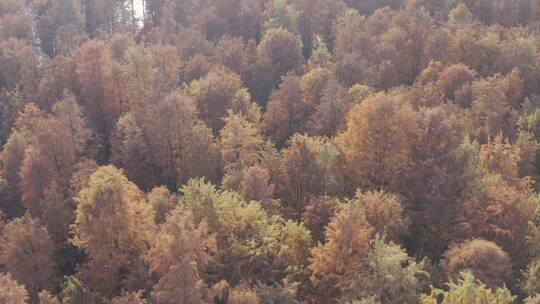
[181,178,312,284]
[421,271,516,304]
[60,276,98,304]
[452,135,480,178]
[308,37,331,68]
[526,295,540,304]
[526,193,540,258]
[519,105,540,140]
[54,0,84,30]
[523,261,540,298]
[264,0,299,34]
[348,236,428,304]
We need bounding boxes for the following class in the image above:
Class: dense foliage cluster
[3,0,540,303]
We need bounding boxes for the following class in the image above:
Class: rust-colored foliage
[2,1,540,303]
[74,40,121,145]
[442,239,512,290]
[457,180,533,264]
[309,199,374,301]
[70,166,155,296]
[0,272,28,304]
[337,91,420,191]
[0,215,57,301]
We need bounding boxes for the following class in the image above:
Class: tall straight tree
[70,165,155,296]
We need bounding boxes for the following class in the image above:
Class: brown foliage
[146,210,216,278]
[151,259,207,304]
[278,135,343,218]
[111,90,221,190]
[442,239,511,289]
[352,191,408,243]
[38,290,60,304]
[479,134,523,185]
[309,199,374,301]
[471,76,519,141]
[237,165,280,214]
[71,166,155,296]
[0,272,28,304]
[189,68,244,133]
[111,291,148,304]
[257,27,303,78]
[436,63,476,101]
[74,40,121,144]
[0,215,57,301]
[457,179,533,264]
[337,91,420,191]
[3,1,540,303]
[147,186,177,224]
[302,196,338,244]
[263,74,309,146]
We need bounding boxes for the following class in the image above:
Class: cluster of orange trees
[3,0,540,303]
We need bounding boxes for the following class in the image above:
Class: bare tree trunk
[141,0,146,24]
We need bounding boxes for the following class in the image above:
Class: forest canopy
[2,0,540,303]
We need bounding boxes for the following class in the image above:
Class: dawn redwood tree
[151,259,207,304]
[351,191,408,243]
[70,165,155,296]
[74,40,121,156]
[51,92,92,156]
[349,236,427,304]
[442,239,511,290]
[0,104,44,216]
[436,63,476,102]
[278,134,344,218]
[478,134,522,185]
[181,178,311,285]
[0,132,29,216]
[302,196,339,244]
[0,215,57,301]
[421,271,516,304]
[111,291,148,304]
[307,83,373,137]
[220,112,265,175]
[257,27,303,80]
[457,177,533,265]
[187,68,245,133]
[111,90,221,190]
[38,290,61,304]
[471,76,519,142]
[146,209,216,279]
[147,186,177,224]
[337,91,420,192]
[121,45,157,107]
[309,198,374,301]
[147,209,216,303]
[262,74,309,146]
[214,36,248,75]
[19,95,90,218]
[237,165,281,214]
[0,272,29,304]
